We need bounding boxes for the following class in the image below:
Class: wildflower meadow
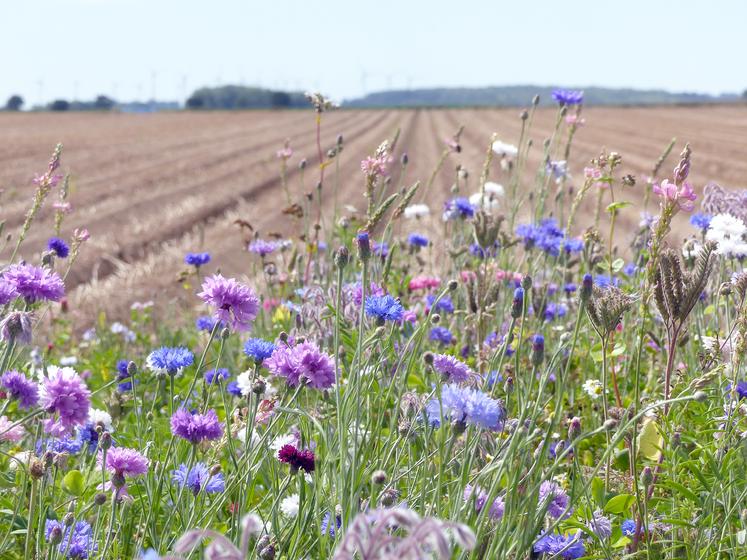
[2,90,747,560]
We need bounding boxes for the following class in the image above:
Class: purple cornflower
[147,347,194,376]
[538,480,571,519]
[185,252,211,267]
[45,519,97,559]
[463,485,504,521]
[533,531,585,559]
[0,370,39,408]
[429,326,453,345]
[432,354,473,383]
[589,509,612,539]
[204,368,230,384]
[171,408,223,444]
[426,294,454,314]
[265,341,335,389]
[0,279,17,305]
[3,263,64,304]
[40,367,90,435]
[100,447,149,478]
[443,197,475,220]
[551,89,584,106]
[172,462,225,495]
[47,237,70,258]
[278,444,316,473]
[373,241,389,258]
[407,233,429,248]
[365,294,404,323]
[426,384,503,430]
[248,239,278,257]
[198,274,260,332]
[243,338,276,363]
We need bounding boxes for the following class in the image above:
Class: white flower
[236,370,253,398]
[88,408,114,432]
[582,379,603,399]
[707,214,747,257]
[270,432,299,452]
[404,204,430,219]
[492,140,518,157]
[469,192,500,211]
[60,356,78,366]
[8,451,32,471]
[38,365,77,383]
[484,182,505,197]
[280,494,300,517]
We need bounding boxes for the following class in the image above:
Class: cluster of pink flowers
[584,167,608,189]
[360,155,389,178]
[408,276,441,291]
[652,179,697,212]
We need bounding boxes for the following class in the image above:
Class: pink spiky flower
[652,179,697,213]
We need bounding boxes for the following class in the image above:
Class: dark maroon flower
[278,444,315,473]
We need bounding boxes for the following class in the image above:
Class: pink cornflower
[408,276,441,291]
[652,179,697,212]
[198,274,260,332]
[0,416,25,442]
[99,447,149,478]
[565,114,585,127]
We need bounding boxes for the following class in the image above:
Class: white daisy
[582,379,603,399]
[492,140,518,157]
[404,204,430,219]
[280,494,300,517]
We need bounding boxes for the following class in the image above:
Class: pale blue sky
[3,0,744,105]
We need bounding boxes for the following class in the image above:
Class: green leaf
[663,481,698,503]
[604,493,635,515]
[62,470,85,497]
[591,477,606,508]
[612,535,631,548]
[606,201,632,214]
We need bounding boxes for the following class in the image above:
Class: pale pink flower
[565,114,585,127]
[53,202,72,214]
[0,416,25,442]
[584,167,607,189]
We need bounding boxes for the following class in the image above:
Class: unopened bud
[49,525,63,544]
[220,327,231,340]
[511,287,524,319]
[63,512,75,527]
[423,352,434,366]
[371,470,387,485]
[334,247,350,269]
[448,279,458,292]
[94,493,108,506]
[641,466,653,487]
[568,417,582,441]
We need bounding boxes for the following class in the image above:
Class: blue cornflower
[147,347,194,375]
[429,326,453,345]
[621,519,637,537]
[244,338,276,363]
[551,89,584,106]
[321,511,342,537]
[516,224,541,248]
[373,241,389,257]
[408,233,429,248]
[77,423,104,453]
[735,381,747,399]
[544,303,567,322]
[443,197,475,220]
[533,531,585,558]
[204,368,230,384]
[195,315,219,332]
[469,242,499,259]
[594,275,619,289]
[426,294,454,314]
[226,381,242,397]
[45,519,97,559]
[690,213,712,232]
[365,294,404,322]
[426,384,504,430]
[172,462,225,495]
[47,237,70,258]
[623,262,639,276]
[564,283,577,295]
[184,252,211,267]
[40,435,84,455]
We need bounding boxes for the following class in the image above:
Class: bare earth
[2,106,745,326]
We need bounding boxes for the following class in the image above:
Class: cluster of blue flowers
[365,294,404,322]
[426,384,504,430]
[516,219,583,256]
[244,338,276,363]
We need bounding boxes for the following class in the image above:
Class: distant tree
[271,91,291,108]
[743,89,747,99]
[5,95,23,111]
[186,95,205,109]
[93,95,115,110]
[49,99,70,111]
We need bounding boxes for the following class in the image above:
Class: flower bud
[371,470,387,485]
[94,493,108,506]
[357,231,371,261]
[641,466,653,487]
[521,275,532,291]
[29,458,45,479]
[49,525,63,544]
[603,418,618,431]
[568,417,582,441]
[100,432,112,450]
[580,273,593,303]
[63,512,75,526]
[252,378,266,395]
[511,288,524,319]
[423,352,434,366]
[127,361,138,377]
[111,472,126,489]
[503,376,514,394]
[401,153,408,166]
[220,327,231,340]
[531,334,544,367]
[693,390,708,402]
[334,247,350,269]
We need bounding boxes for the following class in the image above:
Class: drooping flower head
[265,340,335,389]
[100,446,149,478]
[198,274,260,332]
[1,370,39,409]
[39,366,91,435]
[172,462,225,495]
[147,347,194,376]
[171,408,223,444]
[3,263,64,304]
[47,237,70,258]
[184,252,211,267]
